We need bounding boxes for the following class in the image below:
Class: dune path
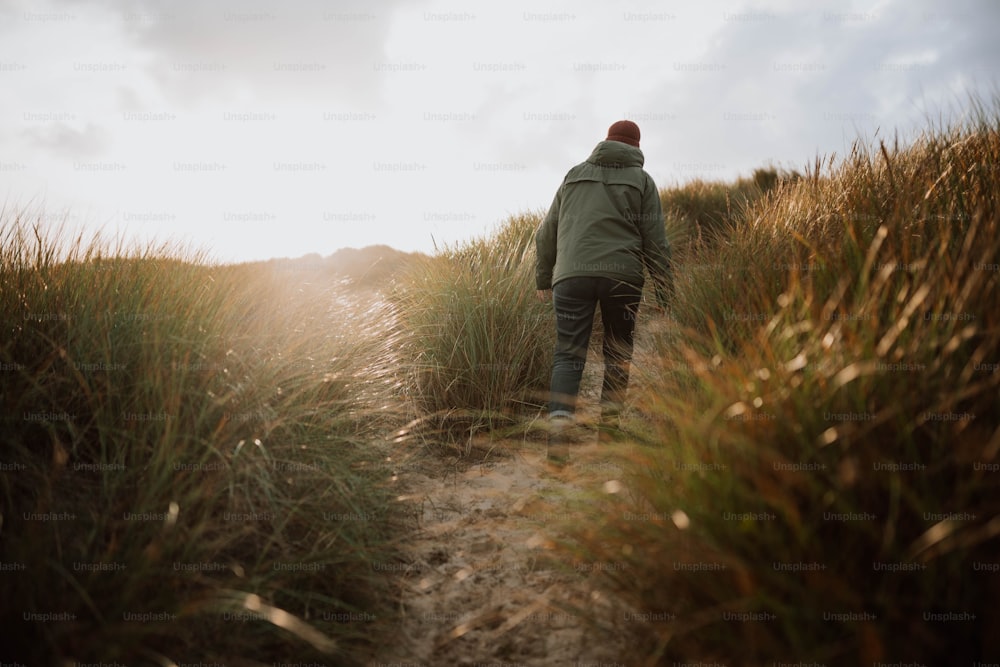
[371,431,637,666]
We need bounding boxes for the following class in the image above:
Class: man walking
[535,120,672,462]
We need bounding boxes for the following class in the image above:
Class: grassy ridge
[0,217,407,664]
[564,104,1000,663]
[659,165,800,244]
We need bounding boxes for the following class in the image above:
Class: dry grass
[0,214,409,665]
[562,100,1000,665]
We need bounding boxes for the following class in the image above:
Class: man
[535,119,672,462]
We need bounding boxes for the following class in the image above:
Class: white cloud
[22,121,111,158]
[0,0,996,261]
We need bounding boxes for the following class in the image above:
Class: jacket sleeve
[535,189,561,290]
[638,174,673,308]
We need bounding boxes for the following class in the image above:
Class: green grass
[0,214,409,665]
[561,100,1000,664]
[389,211,555,446]
[659,166,800,245]
[385,169,795,447]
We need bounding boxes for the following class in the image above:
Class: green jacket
[535,140,672,306]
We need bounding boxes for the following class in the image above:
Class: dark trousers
[549,276,642,416]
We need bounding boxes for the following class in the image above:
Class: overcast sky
[1,0,996,263]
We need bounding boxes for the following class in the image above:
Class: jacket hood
[587,140,644,168]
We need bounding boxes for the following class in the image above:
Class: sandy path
[368,321,669,666]
[371,431,636,666]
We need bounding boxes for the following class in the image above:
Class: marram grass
[0,214,408,665]
[562,103,1000,665]
[389,211,555,447]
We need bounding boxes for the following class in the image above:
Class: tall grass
[564,102,1000,664]
[0,213,407,665]
[386,171,796,445]
[390,212,555,442]
[659,166,800,245]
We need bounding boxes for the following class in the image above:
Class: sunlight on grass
[0,213,409,664]
[389,212,555,448]
[4,96,999,666]
[559,97,1000,664]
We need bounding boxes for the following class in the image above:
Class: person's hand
[536,289,552,303]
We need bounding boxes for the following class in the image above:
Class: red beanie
[606,120,640,147]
